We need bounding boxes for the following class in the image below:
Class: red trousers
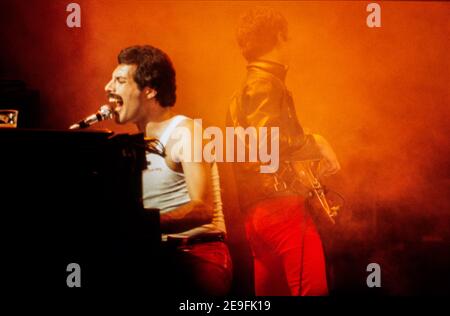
[163,241,233,296]
[245,195,328,296]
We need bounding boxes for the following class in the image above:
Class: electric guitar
[289,160,341,225]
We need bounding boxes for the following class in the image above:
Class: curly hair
[118,45,176,107]
[236,7,288,62]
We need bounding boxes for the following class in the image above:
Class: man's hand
[313,134,341,177]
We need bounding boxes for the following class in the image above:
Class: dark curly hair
[118,45,176,107]
[236,7,288,62]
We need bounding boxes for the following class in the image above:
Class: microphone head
[99,105,113,121]
[69,105,114,130]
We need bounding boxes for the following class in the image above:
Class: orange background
[1,0,449,293]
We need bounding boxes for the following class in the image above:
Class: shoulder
[243,68,284,94]
[167,116,201,145]
[175,116,195,132]
[243,76,284,100]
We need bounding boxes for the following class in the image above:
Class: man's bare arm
[160,120,214,233]
[312,134,341,177]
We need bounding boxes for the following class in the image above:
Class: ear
[144,88,157,100]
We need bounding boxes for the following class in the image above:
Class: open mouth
[108,94,124,114]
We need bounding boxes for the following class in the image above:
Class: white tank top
[142,115,226,236]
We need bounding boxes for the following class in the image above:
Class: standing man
[228,7,340,296]
[105,45,232,295]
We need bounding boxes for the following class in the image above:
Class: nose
[104,79,114,93]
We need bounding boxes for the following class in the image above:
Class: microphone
[69,105,113,129]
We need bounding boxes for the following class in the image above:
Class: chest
[145,128,183,174]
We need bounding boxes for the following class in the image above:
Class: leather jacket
[227,60,322,211]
